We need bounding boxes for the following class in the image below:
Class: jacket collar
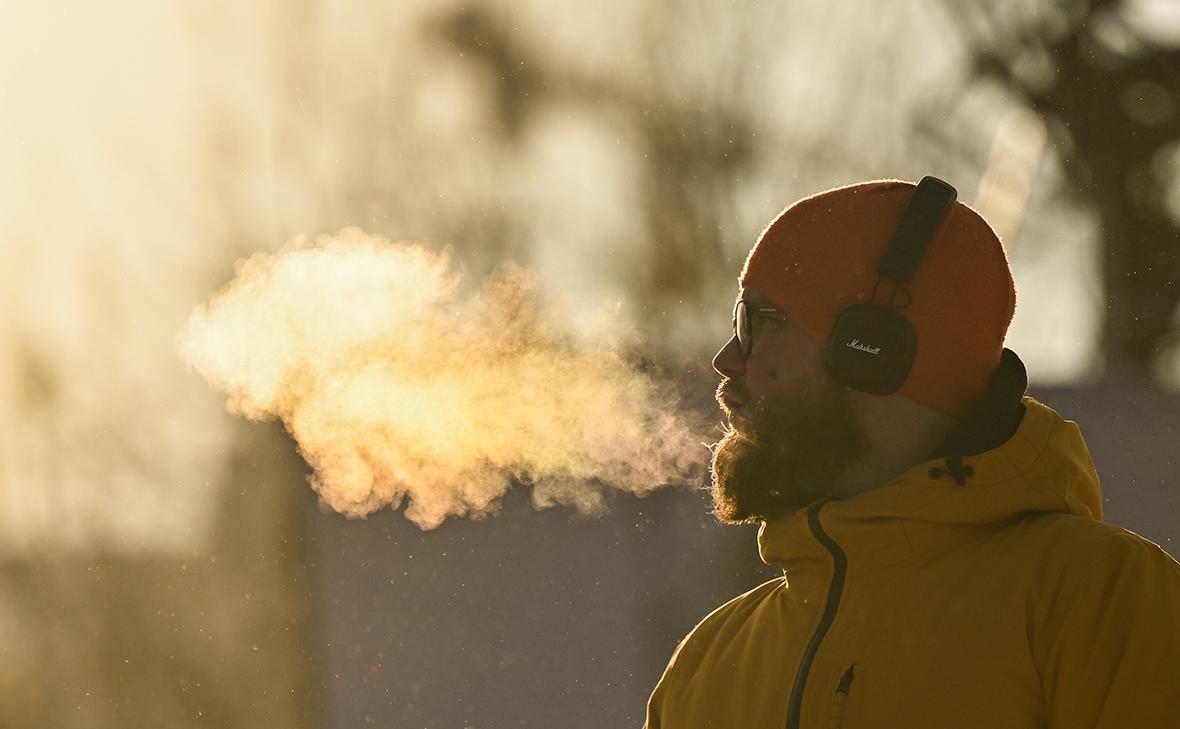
[757,350,1102,593]
[931,348,1028,459]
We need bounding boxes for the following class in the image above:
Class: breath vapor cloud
[178,228,704,528]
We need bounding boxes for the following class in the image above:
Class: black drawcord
[928,454,976,486]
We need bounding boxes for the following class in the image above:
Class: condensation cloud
[178,228,704,528]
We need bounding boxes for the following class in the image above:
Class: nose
[712,336,745,379]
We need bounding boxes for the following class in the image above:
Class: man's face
[709,287,869,523]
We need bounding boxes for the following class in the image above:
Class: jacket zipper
[785,501,848,729]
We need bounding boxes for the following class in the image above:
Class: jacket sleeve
[1039,530,1180,727]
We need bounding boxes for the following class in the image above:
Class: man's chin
[709,427,813,524]
[710,488,797,525]
[708,373,869,525]
[710,484,816,526]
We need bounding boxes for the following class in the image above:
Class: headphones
[825,176,957,395]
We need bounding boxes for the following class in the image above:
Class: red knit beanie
[740,179,1017,418]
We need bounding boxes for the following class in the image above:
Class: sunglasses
[732,300,792,358]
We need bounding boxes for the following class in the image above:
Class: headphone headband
[875,176,957,284]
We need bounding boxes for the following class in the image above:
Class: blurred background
[2,0,1178,726]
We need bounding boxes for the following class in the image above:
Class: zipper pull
[826,665,857,729]
[836,665,855,694]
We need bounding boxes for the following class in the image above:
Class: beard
[710,371,870,524]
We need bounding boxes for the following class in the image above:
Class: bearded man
[643,178,1180,728]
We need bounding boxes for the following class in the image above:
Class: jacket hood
[758,350,1103,587]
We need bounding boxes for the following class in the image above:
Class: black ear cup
[826,304,917,395]
[823,176,956,396]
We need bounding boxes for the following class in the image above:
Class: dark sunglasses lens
[734,301,751,356]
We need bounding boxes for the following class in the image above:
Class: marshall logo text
[846,339,882,355]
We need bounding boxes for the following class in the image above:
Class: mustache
[715,379,753,417]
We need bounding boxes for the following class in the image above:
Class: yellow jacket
[645,397,1180,728]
